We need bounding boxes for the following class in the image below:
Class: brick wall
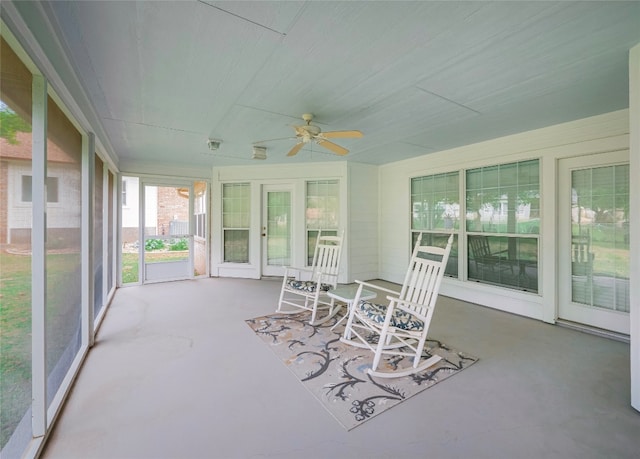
[156,187,189,236]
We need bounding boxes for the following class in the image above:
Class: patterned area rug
[245,311,478,430]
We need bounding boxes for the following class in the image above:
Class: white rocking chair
[341,233,454,378]
[277,230,344,325]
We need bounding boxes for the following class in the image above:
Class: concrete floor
[42,277,639,459]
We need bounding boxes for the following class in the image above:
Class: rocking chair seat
[340,232,454,378]
[356,301,424,331]
[286,278,332,293]
[277,230,345,325]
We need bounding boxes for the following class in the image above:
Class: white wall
[379,109,630,323]
[211,161,372,282]
[120,176,140,228]
[7,162,82,232]
[210,110,631,331]
[347,162,379,282]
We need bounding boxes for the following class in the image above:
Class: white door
[262,185,292,276]
[558,151,630,335]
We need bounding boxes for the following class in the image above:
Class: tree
[0,106,31,144]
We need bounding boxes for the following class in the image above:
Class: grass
[0,252,32,448]
[590,242,629,278]
[121,252,138,284]
[121,251,189,284]
[0,250,81,448]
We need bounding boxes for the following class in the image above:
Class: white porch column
[630,43,640,412]
[31,74,47,438]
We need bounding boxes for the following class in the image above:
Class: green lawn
[0,252,31,448]
[590,242,630,278]
[0,250,81,448]
[121,252,138,284]
[121,251,189,284]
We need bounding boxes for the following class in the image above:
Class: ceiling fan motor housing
[302,124,321,136]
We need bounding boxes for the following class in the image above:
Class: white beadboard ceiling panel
[37,0,640,168]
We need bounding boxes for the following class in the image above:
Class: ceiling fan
[256,113,363,157]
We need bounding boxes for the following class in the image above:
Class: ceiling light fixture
[252,146,267,160]
[207,139,222,151]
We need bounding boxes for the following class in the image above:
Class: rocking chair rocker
[276,230,344,325]
[341,233,454,378]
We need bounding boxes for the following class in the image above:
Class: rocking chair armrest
[316,270,339,282]
[384,296,433,318]
[355,280,400,297]
[282,266,314,276]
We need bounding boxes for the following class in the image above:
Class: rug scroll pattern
[246,311,478,430]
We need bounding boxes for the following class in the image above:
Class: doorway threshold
[556,319,630,343]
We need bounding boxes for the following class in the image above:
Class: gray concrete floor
[42,277,639,459]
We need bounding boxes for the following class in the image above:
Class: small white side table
[327,284,377,331]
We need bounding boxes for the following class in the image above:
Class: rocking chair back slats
[277,230,345,325]
[314,241,341,280]
[401,239,448,318]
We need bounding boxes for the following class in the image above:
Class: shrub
[145,238,165,251]
[169,238,188,251]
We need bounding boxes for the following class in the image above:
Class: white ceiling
[43,1,640,169]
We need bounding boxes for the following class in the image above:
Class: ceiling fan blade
[253,136,296,144]
[287,142,305,157]
[320,130,363,139]
[293,125,307,136]
[316,139,349,156]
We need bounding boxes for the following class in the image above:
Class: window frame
[410,159,541,293]
[410,171,461,278]
[222,182,250,264]
[21,175,59,203]
[465,159,540,293]
[305,179,340,265]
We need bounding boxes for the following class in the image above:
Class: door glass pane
[94,155,104,318]
[143,185,191,282]
[193,181,207,276]
[107,171,114,291]
[267,191,290,266]
[121,176,140,284]
[0,36,33,453]
[46,95,82,407]
[571,165,630,312]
